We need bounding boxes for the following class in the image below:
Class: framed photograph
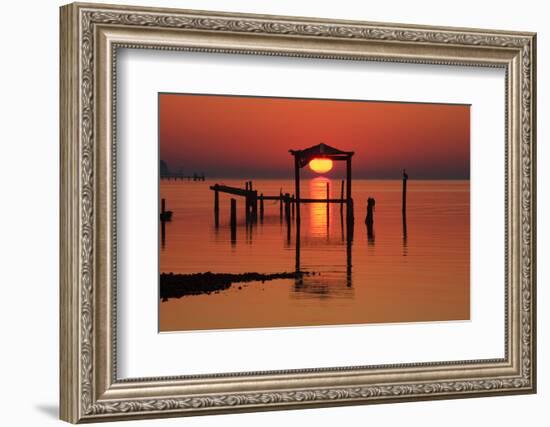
[60,2,537,423]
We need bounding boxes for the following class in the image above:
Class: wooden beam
[210,184,249,197]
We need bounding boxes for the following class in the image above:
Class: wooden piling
[326,182,330,225]
[214,190,219,227]
[260,194,264,221]
[294,156,301,223]
[284,194,291,243]
[161,219,166,249]
[284,193,292,244]
[230,198,237,244]
[402,169,408,215]
[347,197,355,224]
[366,197,375,227]
[291,194,295,218]
[161,198,166,214]
[346,158,352,209]
[252,190,258,222]
[245,194,251,224]
[340,179,344,215]
[283,193,291,226]
[279,188,283,220]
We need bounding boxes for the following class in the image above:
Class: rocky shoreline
[160,271,310,300]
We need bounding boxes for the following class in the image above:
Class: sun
[309,158,333,174]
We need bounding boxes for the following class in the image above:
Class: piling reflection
[161,220,167,249]
[294,180,354,296]
[402,211,408,256]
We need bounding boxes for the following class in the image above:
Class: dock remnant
[230,198,237,244]
[160,198,172,221]
[214,188,220,227]
[402,168,408,215]
[340,179,345,216]
[365,197,375,226]
[279,188,283,220]
[284,193,291,225]
[326,182,330,225]
[260,193,264,222]
[366,197,375,243]
[289,142,355,225]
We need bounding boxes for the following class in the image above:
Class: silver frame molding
[60,2,537,423]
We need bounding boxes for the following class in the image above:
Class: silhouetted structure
[160,198,172,221]
[289,142,354,224]
[365,197,375,226]
[206,144,357,289]
[230,198,237,245]
[159,198,172,249]
[402,168,408,214]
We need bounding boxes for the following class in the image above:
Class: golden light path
[309,158,333,174]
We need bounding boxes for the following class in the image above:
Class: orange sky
[159,93,470,180]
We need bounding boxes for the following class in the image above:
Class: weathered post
[291,194,295,218]
[403,212,408,240]
[252,190,258,222]
[346,198,355,242]
[294,156,301,224]
[246,194,252,224]
[326,181,330,226]
[346,233,352,287]
[366,197,375,243]
[161,219,166,249]
[248,182,252,223]
[160,198,172,222]
[230,198,237,245]
[260,193,264,222]
[279,188,283,221]
[285,193,292,244]
[365,197,375,226]
[340,179,344,216]
[284,193,291,225]
[402,169,408,215]
[214,187,219,227]
[346,158,353,223]
[295,218,301,274]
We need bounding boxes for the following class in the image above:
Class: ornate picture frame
[60,2,536,423]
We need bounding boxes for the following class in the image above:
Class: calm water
[159,179,469,331]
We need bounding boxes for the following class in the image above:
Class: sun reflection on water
[308,177,331,238]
